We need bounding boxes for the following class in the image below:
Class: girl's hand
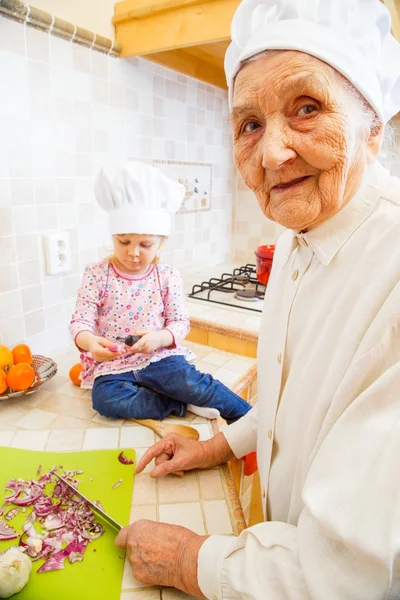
[131,330,173,354]
[88,336,124,362]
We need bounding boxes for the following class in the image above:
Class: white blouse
[198,161,400,600]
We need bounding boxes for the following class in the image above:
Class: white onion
[0,547,32,598]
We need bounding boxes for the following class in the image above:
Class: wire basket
[0,355,58,400]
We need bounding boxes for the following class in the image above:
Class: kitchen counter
[0,341,256,600]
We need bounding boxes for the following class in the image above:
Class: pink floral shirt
[70,260,195,389]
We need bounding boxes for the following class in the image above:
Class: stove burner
[235,289,261,302]
[233,274,250,284]
[188,264,265,313]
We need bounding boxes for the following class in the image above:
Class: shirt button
[292,269,299,281]
[262,489,266,498]
[277,353,282,364]
[268,429,273,439]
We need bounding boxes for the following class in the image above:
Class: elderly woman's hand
[136,432,235,478]
[115,519,208,597]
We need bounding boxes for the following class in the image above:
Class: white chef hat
[94,161,185,236]
[225,0,400,124]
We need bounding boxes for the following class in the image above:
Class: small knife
[54,473,122,531]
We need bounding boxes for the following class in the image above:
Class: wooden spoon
[132,418,199,441]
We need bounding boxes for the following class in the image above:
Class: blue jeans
[92,355,251,424]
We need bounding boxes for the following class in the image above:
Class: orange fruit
[0,369,8,394]
[6,363,35,392]
[69,363,82,387]
[12,344,33,366]
[0,345,13,371]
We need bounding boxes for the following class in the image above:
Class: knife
[54,473,122,531]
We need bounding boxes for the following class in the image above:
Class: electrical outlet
[43,231,72,275]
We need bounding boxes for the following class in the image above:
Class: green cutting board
[0,446,136,600]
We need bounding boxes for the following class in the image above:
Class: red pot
[255,244,275,286]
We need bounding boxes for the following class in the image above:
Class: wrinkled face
[112,234,162,275]
[231,51,381,231]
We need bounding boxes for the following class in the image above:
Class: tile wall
[0,16,234,355]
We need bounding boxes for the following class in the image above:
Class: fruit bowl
[0,355,58,400]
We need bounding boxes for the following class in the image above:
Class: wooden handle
[132,418,164,437]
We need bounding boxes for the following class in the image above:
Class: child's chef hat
[225,0,400,124]
[94,161,185,236]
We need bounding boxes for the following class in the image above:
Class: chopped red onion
[1,466,106,575]
[4,507,19,521]
[118,451,134,466]
[0,520,18,541]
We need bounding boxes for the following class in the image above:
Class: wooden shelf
[113,0,400,89]
[113,0,240,88]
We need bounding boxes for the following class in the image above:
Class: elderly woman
[115,0,400,597]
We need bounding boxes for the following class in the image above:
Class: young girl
[70,161,251,424]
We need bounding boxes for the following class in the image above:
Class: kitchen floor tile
[45,429,85,452]
[158,472,199,503]
[224,356,256,374]
[199,469,225,500]
[120,426,156,448]
[11,429,50,450]
[183,341,210,360]
[214,367,239,387]
[41,375,68,391]
[16,408,57,429]
[10,389,53,409]
[130,504,157,522]
[82,428,120,450]
[0,430,15,446]
[132,473,157,505]
[203,500,233,534]
[37,392,96,420]
[194,360,219,376]
[56,381,87,399]
[92,413,125,427]
[50,414,95,429]
[0,403,30,427]
[159,503,205,535]
[201,351,231,367]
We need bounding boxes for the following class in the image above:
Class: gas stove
[188,264,265,313]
